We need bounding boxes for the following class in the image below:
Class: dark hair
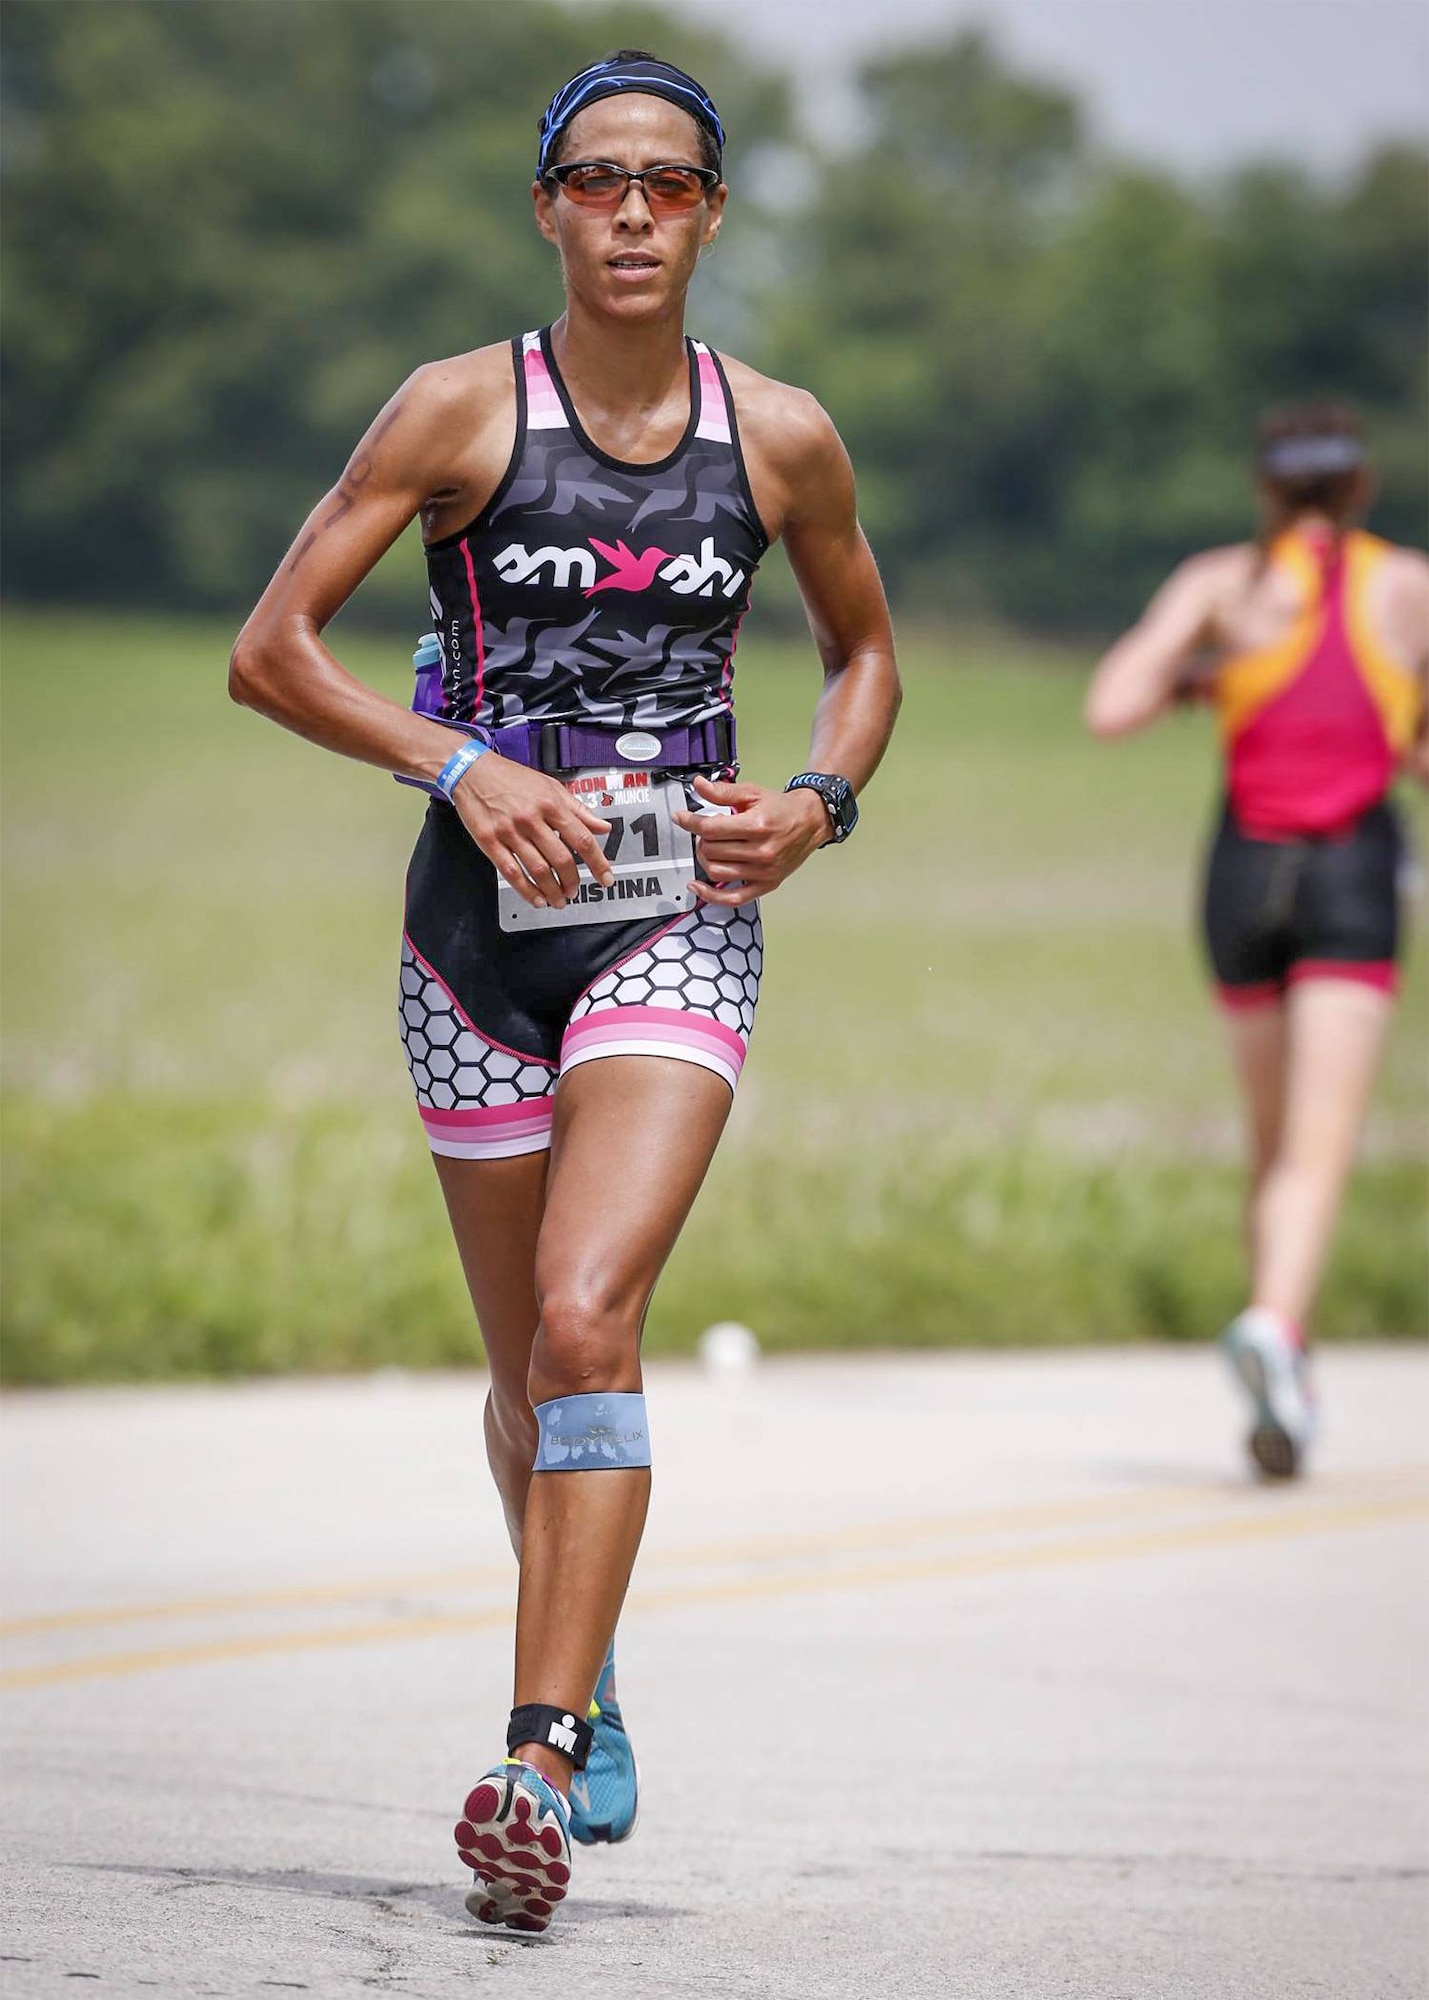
[545,49,723,175]
[1256,401,1367,532]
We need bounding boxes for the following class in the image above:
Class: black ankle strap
[507,1703,594,1772]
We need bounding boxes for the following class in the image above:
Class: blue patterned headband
[538,56,724,178]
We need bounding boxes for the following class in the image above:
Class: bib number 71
[603,812,661,864]
[496,769,696,931]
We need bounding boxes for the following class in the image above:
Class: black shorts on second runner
[1201,798,1403,1009]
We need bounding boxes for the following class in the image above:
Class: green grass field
[2,606,1425,1381]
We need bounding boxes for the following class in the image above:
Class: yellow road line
[0,1605,514,1691]
[5,1465,1424,1638]
[2,1491,1423,1693]
[0,1564,518,1638]
[629,1493,1429,1616]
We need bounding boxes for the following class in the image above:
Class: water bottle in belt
[412,632,444,719]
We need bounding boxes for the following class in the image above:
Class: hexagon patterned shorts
[400,798,763,1161]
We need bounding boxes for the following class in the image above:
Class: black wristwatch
[785,771,859,846]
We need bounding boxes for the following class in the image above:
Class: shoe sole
[1223,1335,1302,1481]
[1249,1420,1300,1480]
[456,1771,572,1933]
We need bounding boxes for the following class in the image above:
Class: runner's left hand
[673,777,831,906]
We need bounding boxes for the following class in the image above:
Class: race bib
[497,769,697,932]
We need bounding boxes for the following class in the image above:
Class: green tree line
[2,0,1424,632]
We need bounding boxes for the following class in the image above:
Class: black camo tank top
[422,328,768,732]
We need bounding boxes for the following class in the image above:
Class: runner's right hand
[451,755,615,909]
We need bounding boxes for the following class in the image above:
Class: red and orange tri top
[1214,527,1423,839]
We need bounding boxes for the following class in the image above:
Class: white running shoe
[1221,1307,1317,1479]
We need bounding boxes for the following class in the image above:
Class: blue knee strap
[532,1393,651,1471]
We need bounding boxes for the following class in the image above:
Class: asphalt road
[2,1348,1426,1999]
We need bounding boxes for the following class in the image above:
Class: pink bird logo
[586,538,670,596]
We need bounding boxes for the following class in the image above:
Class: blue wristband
[436,734,490,801]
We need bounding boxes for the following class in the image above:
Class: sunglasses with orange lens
[544,161,720,213]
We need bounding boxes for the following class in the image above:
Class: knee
[529,1275,642,1402]
[486,1381,536,1458]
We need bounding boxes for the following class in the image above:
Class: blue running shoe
[568,1643,639,1845]
[456,1759,573,1933]
[1222,1307,1317,1480]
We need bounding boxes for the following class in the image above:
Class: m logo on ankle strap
[547,1714,580,1756]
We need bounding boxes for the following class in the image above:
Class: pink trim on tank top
[458,537,486,716]
[720,608,748,707]
[522,336,564,427]
[693,346,731,442]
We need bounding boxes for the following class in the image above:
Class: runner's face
[533,96,726,319]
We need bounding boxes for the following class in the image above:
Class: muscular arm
[1085,555,1226,739]
[230,360,614,907]
[676,387,901,904]
[779,397,902,790]
[230,364,480,785]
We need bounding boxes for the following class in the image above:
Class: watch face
[790,772,857,840]
[817,776,852,831]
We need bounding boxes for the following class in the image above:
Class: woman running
[230,51,899,1932]
[1086,404,1428,1480]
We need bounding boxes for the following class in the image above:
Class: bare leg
[434,1149,548,1555]
[510,1055,732,1791]
[1221,998,1289,1280]
[1249,979,1394,1327]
